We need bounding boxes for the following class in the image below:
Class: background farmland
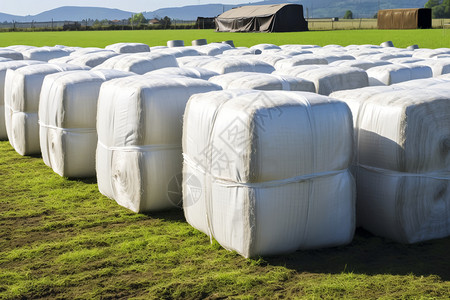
[0,29,450,299]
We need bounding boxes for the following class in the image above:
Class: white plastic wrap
[367,64,433,85]
[145,67,219,80]
[105,43,150,54]
[0,60,44,140]
[152,47,201,58]
[39,69,133,178]
[4,63,88,155]
[21,47,70,62]
[192,43,233,56]
[274,65,369,95]
[177,56,219,68]
[96,75,222,212]
[274,55,328,70]
[331,88,450,243]
[200,58,275,74]
[94,52,178,74]
[0,49,23,60]
[66,52,120,68]
[329,59,391,70]
[183,90,355,258]
[209,72,315,92]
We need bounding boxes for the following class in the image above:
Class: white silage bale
[93,52,178,74]
[193,43,233,56]
[0,60,45,140]
[249,54,292,67]
[200,57,275,74]
[105,42,150,54]
[176,56,218,68]
[39,69,133,178]
[0,49,23,60]
[48,56,75,64]
[21,47,70,62]
[388,57,424,64]
[411,59,450,77]
[96,76,222,213]
[412,48,450,59]
[67,51,120,68]
[367,64,432,85]
[183,90,355,258]
[250,44,281,52]
[69,48,109,57]
[274,55,328,70]
[221,48,262,56]
[280,44,320,50]
[146,67,219,80]
[151,47,201,58]
[4,63,89,155]
[331,89,450,243]
[359,52,412,61]
[274,65,369,95]
[209,72,315,92]
[329,59,391,70]
[391,77,450,90]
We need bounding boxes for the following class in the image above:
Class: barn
[377,8,432,29]
[215,3,308,33]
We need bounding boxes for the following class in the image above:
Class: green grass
[0,28,449,48]
[1,140,450,299]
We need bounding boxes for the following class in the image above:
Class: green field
[0,28,449,48]
[1,140,449,299]
[1,29,450,299]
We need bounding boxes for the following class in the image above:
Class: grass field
[0,29,450,299]
[1,140,450,298]
[0,28,450,49]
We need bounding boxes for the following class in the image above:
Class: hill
[0,0,429,22]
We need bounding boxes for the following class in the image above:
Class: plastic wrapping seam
[185,154,348,187]
[358,164,450,180]
[97,141,181,152]
[39,122,96,133]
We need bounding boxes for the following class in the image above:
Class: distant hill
[0,6,134,22]
[0,0,429,23]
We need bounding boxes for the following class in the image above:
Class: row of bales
[0,41,449,258]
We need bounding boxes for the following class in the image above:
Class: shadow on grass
[143,208,187,223]
[265,228,450,280]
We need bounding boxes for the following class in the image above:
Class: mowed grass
[0,28,449,48]
[1,139,450,299]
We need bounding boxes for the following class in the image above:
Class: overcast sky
[0,1,261,16]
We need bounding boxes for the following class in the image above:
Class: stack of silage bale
[39,69,133,178]
[95,75,221,212]
[182,90,356,258]
[0,60,45,140]
[331,87,450,243]
[4,63,89,155]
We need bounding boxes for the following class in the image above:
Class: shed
[215,4,308,33]
[377,8,432,29]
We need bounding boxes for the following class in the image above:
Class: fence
[0,18,449,31]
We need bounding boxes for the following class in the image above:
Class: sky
[0,0,261,16]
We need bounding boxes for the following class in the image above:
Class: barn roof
[218,4,294,19]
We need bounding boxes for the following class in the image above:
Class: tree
[343,10,353,19]
[160,16,172,28]
[129,13,147,25]
[424,0,450,18]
